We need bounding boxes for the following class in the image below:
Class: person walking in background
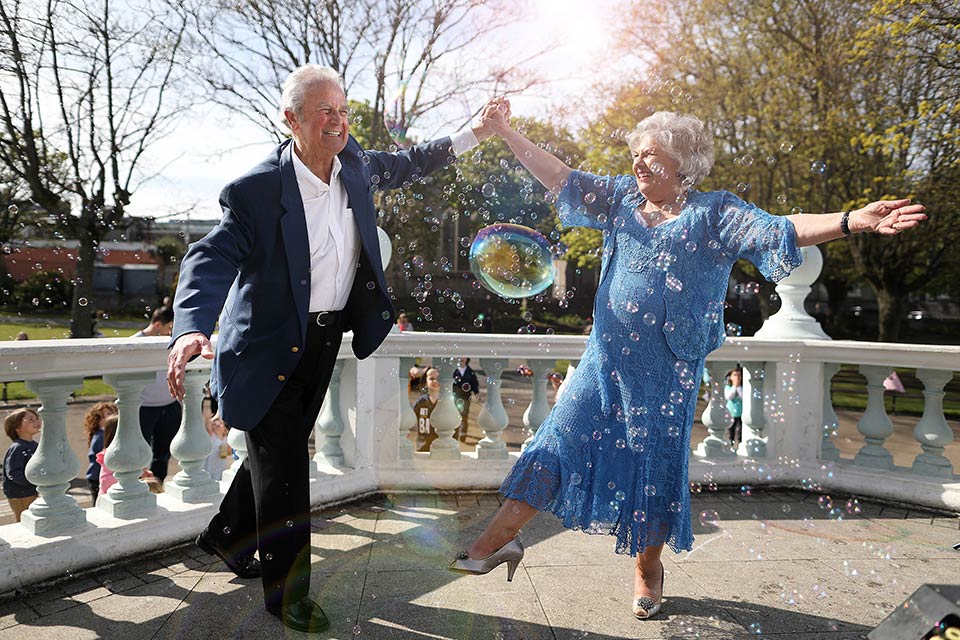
[452,357,480,443]
[414,367,441,452]
[83,401,118,505]
[135,306,181,483]
[724,367,743,446]
[3,408,41,522]
[166,64,497,632]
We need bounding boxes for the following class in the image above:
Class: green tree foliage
[13,270,73,311]
[577,0,959,340]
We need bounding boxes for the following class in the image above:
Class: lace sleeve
[556,170,622,231]
[712,192,803,283]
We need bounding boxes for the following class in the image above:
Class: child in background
[203,411,232,481]
[97,415,163,496]
[724,367,744,446]
[83,401,118,505]
[3,408,41,522]
[414,367,441,452]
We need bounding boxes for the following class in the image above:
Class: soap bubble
[469,223,555,298]
[699,510,719,526]
[810,160,827,174]
[481,183,496,198]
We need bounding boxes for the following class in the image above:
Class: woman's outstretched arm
[479,97,573,192]
[788,199,927,247]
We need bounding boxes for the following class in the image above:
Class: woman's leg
[468,498,539,558]
[634,544,665,602]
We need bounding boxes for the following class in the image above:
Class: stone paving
[0,488,957,640]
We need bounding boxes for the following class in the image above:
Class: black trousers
[140,401,183,482]
[207,317,343,611]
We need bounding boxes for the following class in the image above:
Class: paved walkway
[0,488,957,639]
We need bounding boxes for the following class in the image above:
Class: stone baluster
[165,369,218,502]
[21,378,85,535]
[98,373,157,517]
[852,365,895,470]
[522,359,553,450]
[820,363,842,462]
[477,358,509,459]
[695,360,736,458]
[397,357,417,460]
[910,368,955,478]
[314,359,346,468]
[220,425,247,486]
[740,361,767,458]
[428,359,462,460]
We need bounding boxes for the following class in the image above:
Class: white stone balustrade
[22,377,86,536]
[696,359,737,458]
[165,369,218,503]
[853,365,896,470]
[521,358,553,450]
[0,333,957,598]
[425,358,462,460]
[314,359,346,468]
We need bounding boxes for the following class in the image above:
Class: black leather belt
[309,310,343,327]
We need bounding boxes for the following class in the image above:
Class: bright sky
[126,0,625,221]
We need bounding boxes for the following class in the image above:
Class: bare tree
[0,0,192,336]
[181,0,542,145]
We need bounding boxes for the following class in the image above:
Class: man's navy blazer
[171,134,455,431]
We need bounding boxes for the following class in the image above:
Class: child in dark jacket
[3,408,41,522]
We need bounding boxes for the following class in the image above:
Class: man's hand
[476,97,512,139]
[167,332,214,401]
[853,198,927,235]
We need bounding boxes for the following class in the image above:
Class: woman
[450,100,926,619]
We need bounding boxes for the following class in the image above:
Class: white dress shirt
[291,129,480,313]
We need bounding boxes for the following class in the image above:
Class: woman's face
[631,134,683,201]
[426,370,440,390]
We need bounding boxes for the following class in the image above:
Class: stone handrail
[0,333,956,596]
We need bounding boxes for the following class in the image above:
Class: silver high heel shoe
[633,561,664,620]
[449,534,524,582]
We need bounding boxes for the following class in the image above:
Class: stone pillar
[477,358,509,459]
[21,378,85,535]
[165,369,218,502]
[428,359,462,460]
[314,359,346,468]
[910,368,954,478]
[522,359,553,450]
[220,425,247,487]
[820,362,842,462]
[754,245,829,340]
[852,365,895,470]
[98,373,157,518]
[739,361,767,458]
[397,357,417,461]
[696,360,736,458]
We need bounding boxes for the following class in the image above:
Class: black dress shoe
[268,597,331,633]
[195,529,262,579]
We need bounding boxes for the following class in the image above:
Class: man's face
[286,80,350,159]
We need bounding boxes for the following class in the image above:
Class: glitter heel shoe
[449,534,524,582]
[633,561,664,620]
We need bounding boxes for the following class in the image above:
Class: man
[452,357,480,442]
[135,306,180,483]
[166,65,494,633]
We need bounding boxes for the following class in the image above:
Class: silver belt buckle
[316,311,333,326]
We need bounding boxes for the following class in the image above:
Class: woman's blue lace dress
[500,170,802,555]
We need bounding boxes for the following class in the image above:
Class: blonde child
[3,408,41,522]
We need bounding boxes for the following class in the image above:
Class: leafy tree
[13,270,72,311]
[0,0,192,336]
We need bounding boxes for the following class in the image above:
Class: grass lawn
[0,320,140,401]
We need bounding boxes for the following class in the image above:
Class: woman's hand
[479,97,512,136]
[853,198,927,235]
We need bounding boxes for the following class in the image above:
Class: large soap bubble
[469,223,555,299]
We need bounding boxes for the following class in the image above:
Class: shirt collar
[291,144,342,198]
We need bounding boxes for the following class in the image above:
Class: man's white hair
[626,111,715,186]
[279,65,344,129]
